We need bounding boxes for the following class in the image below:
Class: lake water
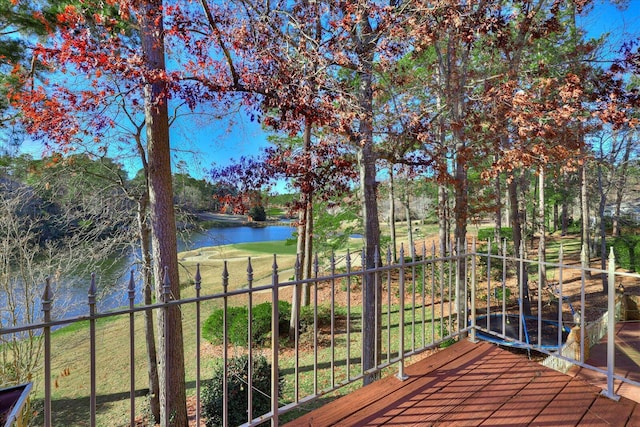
[67,224,295,315]
[178,225,295,252]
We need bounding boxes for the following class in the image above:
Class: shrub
[201,354,281,426]
[202,306,248,346]
[248,205,267,221]
[251,300,292,344]
[477,227,513,242]
[202,301,291,347]
[611,236,640,273]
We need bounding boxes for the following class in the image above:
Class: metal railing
[1,240,638,426]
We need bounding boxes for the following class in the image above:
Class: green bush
[202,301,291,347]
[252,300,292,343]
[248,205,267,221]
[202,306,248,346]
[477,227,513,242]
[201,354,281,427]
[611,236,640,273]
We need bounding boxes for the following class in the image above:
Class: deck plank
[395,348,531,425]
[324,347,492,426]
[570,321,640,402]
[282,340,640,427]
[438,356,565,426]
[477,367,568,425]
[578,395,636,426]
[530,377,599,425]
[284,340,480,427]
[336,343,510,426]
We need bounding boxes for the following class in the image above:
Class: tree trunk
[302,199,313,304]
[580,159,591,278]
[494,167,502,247]
[561,173,569,235]
[453,136,468,328]
[405,192,414,256]
[291,116,314,334]
[357,52,381,385]
[301,119,313,306]
[389,166,397,262]
[290,200,306,339]
[438,184,448,255]
[597,159,608,293]
[538,166,547,288]
[140,2,187,425]
[509,174,531,316]
[137,198,160,423]
[348,6,381,386]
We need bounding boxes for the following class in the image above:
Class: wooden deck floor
[570,321,640,402]
[283,340,640,426]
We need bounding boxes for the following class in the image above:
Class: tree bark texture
[453,137,468,326]
[509,175,531,316]
[597,160,608,292]
[353,4,381,386]
[301,119,314,306]
[580,161,591,277]
[389,167,397,262]
[290,200,306,339]
[137,197,160,423]
[140,2,188,425]
[438,185,448,255]
[538,167,547,288]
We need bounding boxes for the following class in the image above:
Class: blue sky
[579,0,640,49]
[7,0,640,186]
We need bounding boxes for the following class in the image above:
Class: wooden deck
[283,340,640,426]
[570,321,640,402]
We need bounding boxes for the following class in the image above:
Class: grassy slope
[38,222,452,426]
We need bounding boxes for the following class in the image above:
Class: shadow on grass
[36,380,204,426]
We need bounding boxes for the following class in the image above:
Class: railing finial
[162,266,171,301]
[222,261,229,292]
[43,277,53,305]
[128,270,135,300]
[88,273,97,305]
[194,263,201,291]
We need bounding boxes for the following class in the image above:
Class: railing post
[194,264,202,426]
[518,240,524,343]
[330,252,336,389]
[486,239,492,327]
[247,258,254,422]
[602,248,620,400]
[386,247,392,363]
[42,278,53,427]
[313,253,319,394]
[127,271,136,427]
[271,255,280,426]
[397,245,408,381]
[345,250,352,382]
[222,261,229,427]
[374,247,380,370]
[161,267,171,427]
[88,273,97,427]
[558,245,564,348]
[469,239,477,343]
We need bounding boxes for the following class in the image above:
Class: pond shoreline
[194,212,294,228]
